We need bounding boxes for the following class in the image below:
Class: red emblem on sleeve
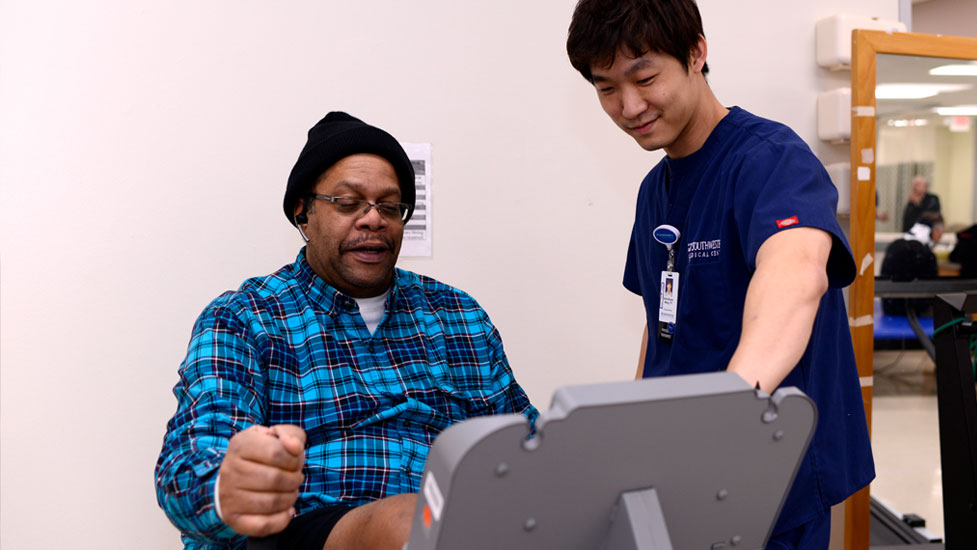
[776,216,799,228]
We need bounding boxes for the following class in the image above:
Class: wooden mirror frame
[847,29,977,550]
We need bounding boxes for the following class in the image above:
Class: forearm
[156,382,262,543]
[156,311,267,542]
[727,229,831,392]
[156,439,235,543]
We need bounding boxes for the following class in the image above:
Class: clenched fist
[218,424,306,537]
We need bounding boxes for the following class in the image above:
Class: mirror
[875,53,977,273]
[848,30,977,549]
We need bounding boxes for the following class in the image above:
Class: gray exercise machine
[405,371,815,550]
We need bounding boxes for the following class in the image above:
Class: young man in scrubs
[566,1,874,547]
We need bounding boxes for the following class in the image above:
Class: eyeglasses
[311,194,410,222]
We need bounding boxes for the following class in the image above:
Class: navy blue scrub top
[623,107,874,533]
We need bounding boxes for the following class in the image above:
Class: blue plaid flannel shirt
[155,251,538,549]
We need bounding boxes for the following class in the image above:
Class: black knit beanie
[283,112,416,225]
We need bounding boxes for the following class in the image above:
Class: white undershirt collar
[353,289,390,334]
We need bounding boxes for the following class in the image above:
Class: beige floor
[870,349,944,539]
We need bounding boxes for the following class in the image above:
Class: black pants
[271,505,354,550]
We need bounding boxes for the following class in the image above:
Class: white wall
[0,1,896,548]
[914,0,977,38]
[937,125,977,228]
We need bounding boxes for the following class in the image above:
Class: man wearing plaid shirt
[155,112,538,550]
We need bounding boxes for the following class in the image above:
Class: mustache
[339,234,396,252]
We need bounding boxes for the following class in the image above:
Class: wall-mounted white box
[825,162,851,215]
[815,14,906,70]
[817,88,851,143]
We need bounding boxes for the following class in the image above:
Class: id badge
[657,271,679,341]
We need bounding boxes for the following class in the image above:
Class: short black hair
[566,0,709,82]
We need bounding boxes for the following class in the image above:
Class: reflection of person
[904,211,944,248]
[901,175,941,232]
[881,212,942,315]
[566,0,873,546]
[155,112,537,550]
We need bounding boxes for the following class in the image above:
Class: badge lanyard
[654,224,681,341]
[653,165,701,342]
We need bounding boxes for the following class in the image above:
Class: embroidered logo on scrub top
[776,216,799,228]
[688,239,722,261]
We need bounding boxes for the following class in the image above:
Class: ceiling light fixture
[929,63,977,77]
[876,83,972,99]
[935,105,977,116]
